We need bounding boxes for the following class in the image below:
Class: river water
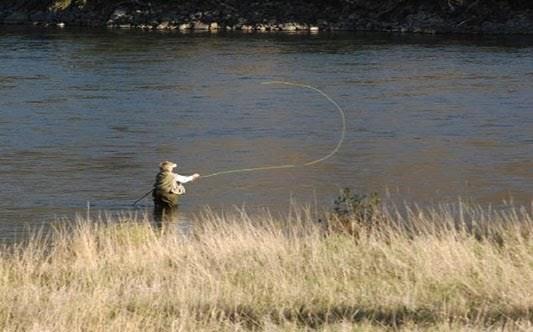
[0,27,532,241]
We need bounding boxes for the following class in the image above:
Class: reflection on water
[0,27,532,241]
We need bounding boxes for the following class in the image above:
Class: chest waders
[152,171,180,208]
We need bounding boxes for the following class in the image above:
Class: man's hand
[193,173,200,180]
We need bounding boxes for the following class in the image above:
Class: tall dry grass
[0,203,532,331]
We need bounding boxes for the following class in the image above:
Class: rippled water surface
[1,27,532,240]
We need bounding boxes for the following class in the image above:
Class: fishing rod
[133,189,153,207]
[132,80,346,206]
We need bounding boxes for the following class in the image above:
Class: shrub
[326,188,381,236]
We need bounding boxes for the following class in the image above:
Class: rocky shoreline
[2,0,533,34]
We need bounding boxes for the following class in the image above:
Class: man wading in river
[152,161,200,227]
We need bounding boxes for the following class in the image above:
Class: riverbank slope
[2,0,533,34]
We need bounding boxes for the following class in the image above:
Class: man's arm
[174,173,200,184]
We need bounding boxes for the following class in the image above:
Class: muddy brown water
[0,27,532,241]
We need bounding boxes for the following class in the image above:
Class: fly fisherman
[152,161,200,226]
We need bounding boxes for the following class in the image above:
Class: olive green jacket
[152,171,179,207]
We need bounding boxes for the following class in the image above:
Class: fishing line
[201,81,346,179]
[132,81,346,206]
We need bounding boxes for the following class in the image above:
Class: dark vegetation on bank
[2,0,533,34]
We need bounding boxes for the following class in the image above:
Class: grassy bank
[0,204,532,331]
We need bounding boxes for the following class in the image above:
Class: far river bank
[2,0,533,34]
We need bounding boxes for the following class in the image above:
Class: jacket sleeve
[174,173,195,184]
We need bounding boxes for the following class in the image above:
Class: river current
[1,27,532,241]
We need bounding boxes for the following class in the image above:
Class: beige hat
[159,161,177,172]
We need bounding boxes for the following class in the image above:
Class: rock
[178,23,191,30]
[309,26,319,32]
[57,22,66,28]
[203,12,214,22]
[209,22,219,30]
[281,23,297,31]
[111,8,127,20]
[192,21,209,30]
[157,21,170,30]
